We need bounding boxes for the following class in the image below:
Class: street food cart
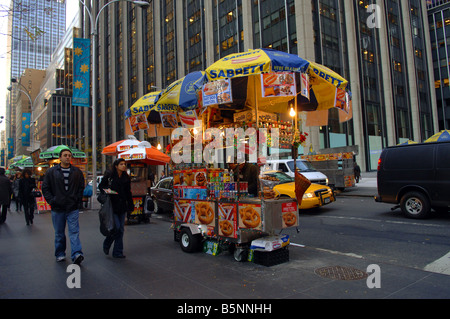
[173,165,297,262]
[126,48,350,265]
[116,141,171,223]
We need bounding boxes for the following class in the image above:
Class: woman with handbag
[98,158,134,258]
[19,169,37,225]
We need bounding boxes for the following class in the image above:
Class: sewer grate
[314,266,368,281]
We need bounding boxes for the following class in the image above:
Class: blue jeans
[51,210,83,261]
[103,213,126,257]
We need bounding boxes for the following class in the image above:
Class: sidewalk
[335,171,377,198]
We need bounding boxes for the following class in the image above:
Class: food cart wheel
[179,228,202,253]
[233,247,248,262]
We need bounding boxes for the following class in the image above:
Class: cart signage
[261,72,296,98]
[218,203,237,238]
[130,197,143,216]
[174,200,193,223]
[238,203,262,230]
[202,79,232,106]
[281,202,298,228]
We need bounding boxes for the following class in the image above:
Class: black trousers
[0,204,8,224]
[23,200,35,225]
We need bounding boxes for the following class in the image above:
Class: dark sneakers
[73,254,84,265]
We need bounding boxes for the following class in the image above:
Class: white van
[263,159,329,185]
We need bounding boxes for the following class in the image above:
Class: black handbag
[97,177,112,204]
[31,188,42,198]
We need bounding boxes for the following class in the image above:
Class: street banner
[7,138,14,159]
[21,112,31,146]
[72,38,91,107]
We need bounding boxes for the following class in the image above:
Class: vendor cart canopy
[206,48,309,81]
[124,91,161,119]
[40,145,86,159]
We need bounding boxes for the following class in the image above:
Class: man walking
[42,148,85,264]
[0,167,12,224]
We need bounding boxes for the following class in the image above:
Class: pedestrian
[98,158,134,259]
[42,148,85,264]
[19,169,37,225]
[0,167,12,224]
[354,162,361,183]
[12,172,22,212]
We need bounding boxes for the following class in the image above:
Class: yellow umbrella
[424,130,450,143]
[124,91,161,119]
[397,140,418,145]
[306,61,348,111]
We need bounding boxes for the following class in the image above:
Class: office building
[428,0,450,130]
[5,0,66,158]
[82,0,437,172]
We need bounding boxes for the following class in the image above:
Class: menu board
[261,72,296,98]
[128,113,150,133]
[202,79,232,106]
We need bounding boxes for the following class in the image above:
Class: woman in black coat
[98,158,134,258]
[19,169,37,225]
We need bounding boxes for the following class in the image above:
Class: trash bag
[98,196,116,236]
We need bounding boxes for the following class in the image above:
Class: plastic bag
[98,196,116,236]
[83,184,93,197]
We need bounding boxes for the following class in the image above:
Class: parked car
[150,177,173,213]
[263,159,329,185]
[375,141,450,219]
[262,171,335,210]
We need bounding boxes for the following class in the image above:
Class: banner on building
[7,138,14,159]
[1,149,4,167]
[72,38,91,107]
[22,113,31,146]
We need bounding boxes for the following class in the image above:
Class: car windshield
[286,160,316,172]
[262,172,294,184]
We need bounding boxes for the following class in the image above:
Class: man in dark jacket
[0,167,12,224]
[42,148,85,264]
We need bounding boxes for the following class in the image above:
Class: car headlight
[326,178,329,185]
[302,192,314,199]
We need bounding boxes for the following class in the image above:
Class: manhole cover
[315,266,368,281]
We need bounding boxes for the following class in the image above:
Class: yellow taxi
[261,171,335,209]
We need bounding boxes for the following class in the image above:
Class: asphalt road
[286,196,450,274]
[1,192,450,301]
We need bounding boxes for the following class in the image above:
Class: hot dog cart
[172,167,298,262]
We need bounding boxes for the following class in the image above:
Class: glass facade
[429,0,450,130]
[84,0,436,172]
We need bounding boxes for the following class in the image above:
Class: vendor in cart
[229,163,260,197]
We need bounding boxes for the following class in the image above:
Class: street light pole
[78,0,149,196]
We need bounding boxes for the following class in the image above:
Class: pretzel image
[219,220,233,237]
[282,212,297,227]
[196,202,214,225]
[239,206,260,228]
[196,172,206,186]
